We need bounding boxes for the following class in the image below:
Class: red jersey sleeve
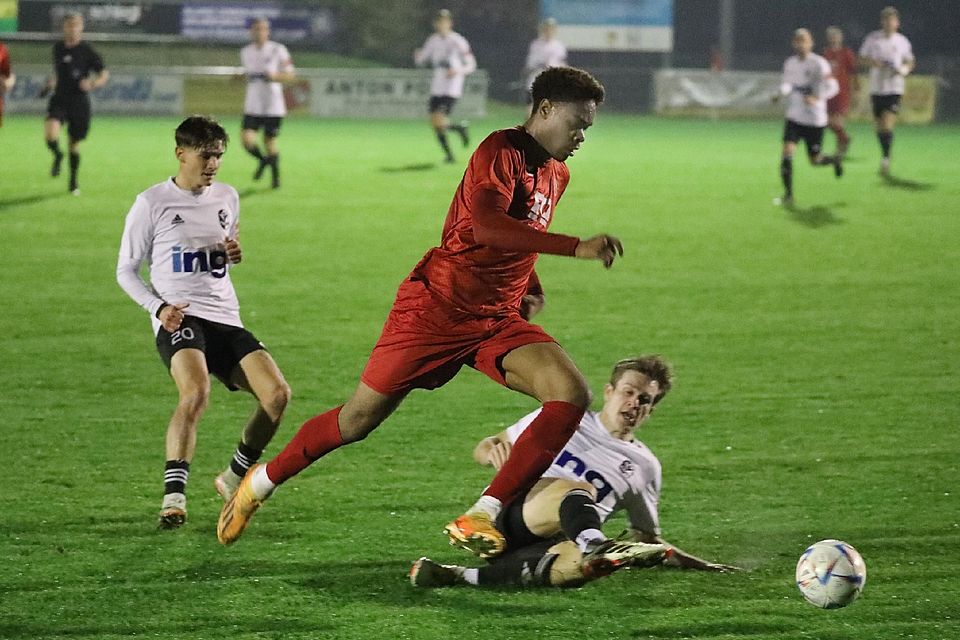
[469,136,579,257]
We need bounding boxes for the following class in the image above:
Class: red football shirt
[0,43,10,118]
[822,46,858,108]
[411,127,579,317]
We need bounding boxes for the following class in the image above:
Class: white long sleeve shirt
[116,179,242,335]
[506,409,663,535]
[414,31,476,98]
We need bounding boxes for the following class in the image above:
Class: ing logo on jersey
[527,191,553,227]
[171,246,228,279]
[555,450,613,502]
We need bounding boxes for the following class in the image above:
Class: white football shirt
[859,30,913,95]
[414,31,475,98]
[116,179,242,335]
[506,409,663,535]
[525,37,567,90]
[781,53,837,127]
[241,40,293,117]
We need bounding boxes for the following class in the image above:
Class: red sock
[265,406,344,485]
[484,400,584,505]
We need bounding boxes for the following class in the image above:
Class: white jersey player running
[412,356,741,589]
[858,6,915,175]
[116,116,291,530]
[239,18,294,188]
[774,28,842,207]
[413,9,476,163]
[524,18,567,102]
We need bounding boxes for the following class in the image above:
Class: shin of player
[116,117,291,529]
[43,14,108,194]
[859,6,914,176]
[414,9,476,163]
[217,67,624,549]
[774,29,842,206]
[239,18,294,189]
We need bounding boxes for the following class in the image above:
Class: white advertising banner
[307,68,488,120]
[655,68,782,117]
[6,66,184,115]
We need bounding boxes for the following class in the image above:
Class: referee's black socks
[68,152,80,192]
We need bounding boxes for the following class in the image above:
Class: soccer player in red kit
[0,40,15,127]
[218,66,622,554]
[822,26,859,157]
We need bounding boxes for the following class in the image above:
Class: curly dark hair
[175,115,229,150]
[531,66,605,108]
[609,355,673,403]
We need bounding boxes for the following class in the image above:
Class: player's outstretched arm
[574,234,623,268]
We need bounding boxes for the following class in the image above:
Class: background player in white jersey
[116,116,291,529]
[240,18,295,188]
[411,356,740,588]
[859,6,914,176]
[523,18,567,104]
[413,9,476,163]
[772,29,842,207]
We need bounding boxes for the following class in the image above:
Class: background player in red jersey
[218,67,623,552]
[822,26,859,157]
[0,40,14,127]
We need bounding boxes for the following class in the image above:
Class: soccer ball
[795,539,867,609]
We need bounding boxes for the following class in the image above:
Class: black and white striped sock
[229,441,263,478]
[163,459,190,496]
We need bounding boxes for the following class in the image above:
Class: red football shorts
[360,277,556,395]
[827,93,850,115]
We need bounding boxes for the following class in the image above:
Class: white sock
[575,529,606,553]
[469,495,502,520]
[161,492,186,510]
[222,467,243,488]
[462,568,479,585]
[250,465,276,500]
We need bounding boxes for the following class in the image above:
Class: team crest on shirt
[218,209,228,229]
[527,191,552,227]
[619,460,635,476]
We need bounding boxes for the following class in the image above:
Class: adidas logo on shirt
[172,214,185,225]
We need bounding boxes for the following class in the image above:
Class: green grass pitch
[1,107,958,639]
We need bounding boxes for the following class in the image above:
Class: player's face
[435,16,452,35]
[601,371,661,439]
[827,30,842,48]
[177,142,225,188]
[251,20,269,44]
[536,99,596,161]
[882,14,900,33]
[543,23,558,40]
[793,33,813,56]
[63,17,84,43]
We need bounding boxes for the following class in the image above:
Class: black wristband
[155,302,170,319]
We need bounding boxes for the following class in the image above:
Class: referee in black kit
[42,13,109,195]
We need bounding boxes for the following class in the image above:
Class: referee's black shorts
[47,94,92,141]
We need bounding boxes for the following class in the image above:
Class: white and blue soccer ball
[795,539,867,609]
